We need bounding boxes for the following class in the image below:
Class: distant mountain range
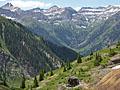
[0,3,120,22]
[0,3,120,56]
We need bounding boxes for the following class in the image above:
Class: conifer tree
[50,70,53,76]
[90,51,93,56]
[77,53,82,63]
[63,65,66,72]
[94,53,102,66]
[33,76,39,88]
[117,41,120,47]
[67,62,71,70]
[20,74,26,89]
[39,69,44,81]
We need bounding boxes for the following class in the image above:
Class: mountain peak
[1,3,21,12]
[107,5,120,8]
[28,7,43,13]
[50,5,59,9]
[5,3,13,6]
[33,7,41,10]
[49,5,60,10]
[30,7,42,11]
[46,5,60,13]
[1,3,13,8]
[65,7,77,12]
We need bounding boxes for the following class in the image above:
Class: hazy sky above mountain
[0,0,119,10]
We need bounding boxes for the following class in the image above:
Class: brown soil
[96,69,120,90]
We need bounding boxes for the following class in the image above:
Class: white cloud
[0,0,6,1]
[9,0,51,9]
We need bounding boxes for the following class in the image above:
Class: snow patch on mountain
[1,14,15,20]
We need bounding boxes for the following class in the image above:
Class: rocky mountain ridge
[0,3,120,24]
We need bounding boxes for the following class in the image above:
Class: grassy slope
[24,44,120,90]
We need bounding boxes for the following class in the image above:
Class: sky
[0,0,120,10]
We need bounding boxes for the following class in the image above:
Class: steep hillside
[0,16,78,89]
[45,41,77,62]
[19,17,78,61]
[0,16,63,76]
